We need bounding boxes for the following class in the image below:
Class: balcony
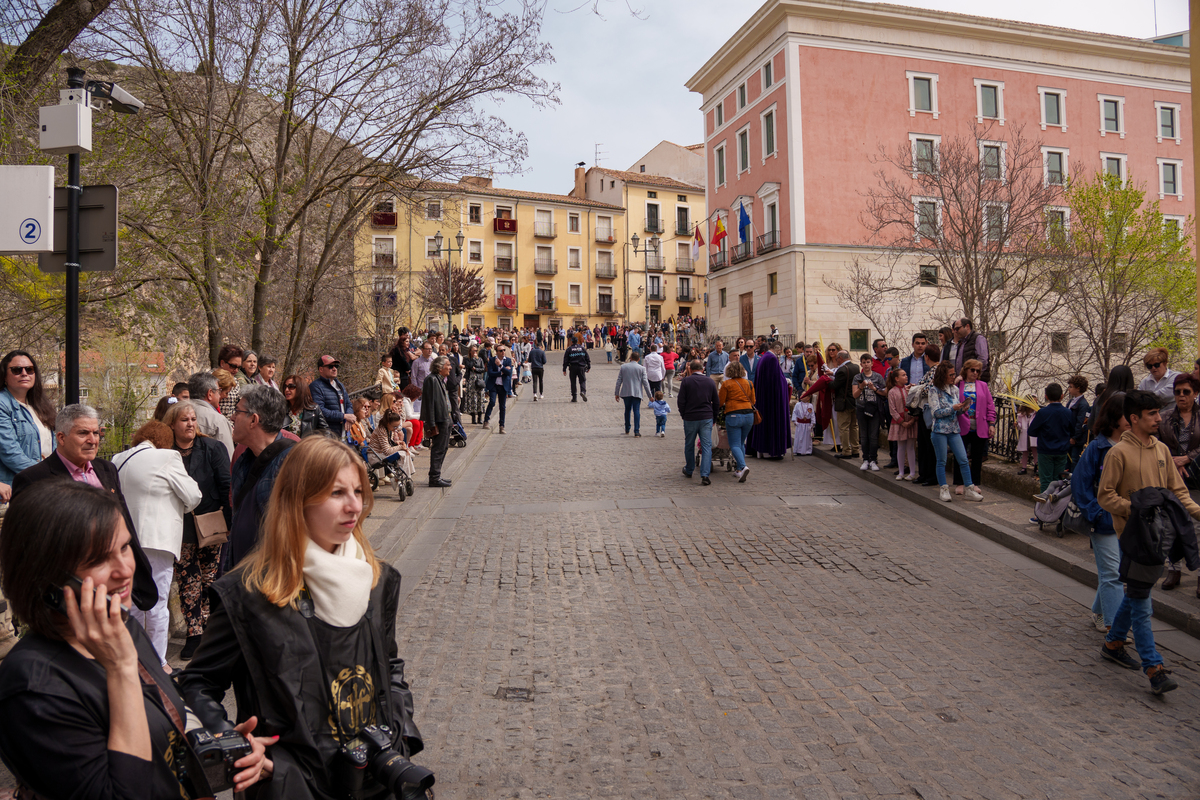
[535,296,557,312]
[756,230,780,255]
[595,262,617,279]
[645,255,666,271]
[676,221,691,236]
[709,251,728,271]
[534,221,557,238]
[647,289,666,301]
[675,256,694,273]
[595,301,618,315]
[644,217,664,234]
[494,256,516,272]
[730,242,752,264]
[494,218,518,234]
[373,290,397,307]
[595,226,615,243]
[372,251,395,269]
[371,211,397,227]
[677,289,695,303]
[533,258,558,275]
[495,294,517,310]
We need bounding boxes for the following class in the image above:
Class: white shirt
[644,352,666,382]
[17,399,52,458]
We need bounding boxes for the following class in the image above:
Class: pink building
[687,0,1192,352]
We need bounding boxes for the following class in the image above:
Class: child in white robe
[792,399,814,455]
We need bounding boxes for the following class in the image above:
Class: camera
[335,724,435,800]
[186,728,252,795]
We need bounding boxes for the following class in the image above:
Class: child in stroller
[366,410,415,498]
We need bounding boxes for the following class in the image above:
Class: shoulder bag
[742,379,763,426]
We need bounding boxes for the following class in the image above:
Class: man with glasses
[309,355,354,438]
[1138,348,1180,412]
[228,385,294,566]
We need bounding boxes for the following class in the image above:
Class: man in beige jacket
[1097,390,1200,694]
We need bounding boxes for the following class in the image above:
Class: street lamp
[629,232,660,330]
[432,229,465,335]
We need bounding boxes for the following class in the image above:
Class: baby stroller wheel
[406,479,415,496]
[453,438,466,448]
[397,482,406,501]
[1054,520,1064,538]
[369,470,379,491]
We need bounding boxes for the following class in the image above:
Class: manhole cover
[495,686,533,702]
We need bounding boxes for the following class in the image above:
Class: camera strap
[136,662,218,800]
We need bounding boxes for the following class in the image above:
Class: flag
[713,217,727,247]
[738,201,751,243]
[692,225,705,262]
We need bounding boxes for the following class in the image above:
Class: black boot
[180,634,203,660]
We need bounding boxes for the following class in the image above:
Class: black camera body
[334,724,434,800]
[186,728,253,794]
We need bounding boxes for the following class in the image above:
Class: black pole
[64,67,85,405]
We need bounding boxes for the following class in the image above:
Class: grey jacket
[194,399,235,461]
[614,362,653,400]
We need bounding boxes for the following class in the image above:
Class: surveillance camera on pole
[36,67,142,404]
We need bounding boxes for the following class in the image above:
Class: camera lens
[369,750,435,796]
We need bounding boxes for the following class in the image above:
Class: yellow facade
[353,179,628,339]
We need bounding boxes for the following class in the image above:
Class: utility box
[0,166,55,254]
[39,101,92,155]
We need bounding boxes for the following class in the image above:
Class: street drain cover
[495,686,533,702]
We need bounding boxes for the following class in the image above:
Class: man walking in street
[529,339,547,400]
[422,356,453,487]
[563,332,591,402]
[831,350,860,459]
[1097,390,1200,694]
[705,340,729,391]
[678,359,719,485]
[309,355,354,439]
[644,345,666,395]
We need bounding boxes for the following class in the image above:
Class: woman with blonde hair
[178,436,427,799]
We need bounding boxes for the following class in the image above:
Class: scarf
[302,536,373,627]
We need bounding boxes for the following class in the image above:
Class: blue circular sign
[19,218,41,245]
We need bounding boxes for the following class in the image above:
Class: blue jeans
[655,415,667,435]
[1090,533,1124,627]
[607,351,613,362]
[622,396,642,434]
[931,431,973,487]
[724,410,754,471]
[684,418,713,477]
[1106,593,1161,670]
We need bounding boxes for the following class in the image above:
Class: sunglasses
[283,383,297,390]
[1147,362,1165,368]
[8,365,34,375]
[1175,389,1194,396]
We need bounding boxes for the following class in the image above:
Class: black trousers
[953,431,988,487]
[569,368,587,398]
[428,420,450,482]
[916,415,936,482]
[531,368,544,394]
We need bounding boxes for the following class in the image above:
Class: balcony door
[676,206,689,235]
[646,203,660,232]
[739,292,754,340]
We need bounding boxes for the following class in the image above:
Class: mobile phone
[44,575,130,622]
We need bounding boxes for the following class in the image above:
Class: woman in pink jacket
[953,358,997,495]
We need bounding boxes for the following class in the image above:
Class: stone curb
[811,446,1200,640]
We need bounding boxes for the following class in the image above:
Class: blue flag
[738,201,750,243]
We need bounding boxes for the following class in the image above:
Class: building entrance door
[523,314,541,329]
[739,293,754,340]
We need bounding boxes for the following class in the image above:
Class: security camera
[86,80,144,114]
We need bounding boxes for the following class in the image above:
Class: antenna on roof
[594,143,606,167]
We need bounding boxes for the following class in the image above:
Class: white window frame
[973,79,1005,125]
[762,60,773,89]
[908,132,941,177]
[1100,152,1128,185]
[906,71,939,119]
[597,285,613,311]
[536,280,555,299]
[494,240,514,259]
[1045,206,1070,239]
[760,104,777,161]
[1098,94,1125,138]
[567,246,582,270]
[737,82,747,110]
[596,249,613,269]
[467,202,483,226]
[715,101,724,128]
[979,140,1007,183]
[466,238,484,263]
[1155,101,1183,145]
[714,143,727,188]
[424,236,439,260]
[568,212,580,233]
[498,316,513,330]
[1157,158,1184,200]
[567,283,582,307]
[982,201,1008,243]
[424,199,443,220]
[372,235,396,269]
[596,215,614,242]
[494,203,513,220]
[1040,146,1069,187]
[494,278,514,298]
[1037,87,1068,132]
[1163,214,1186,239]
[674,204,690,236]
[913,196,942,242]
[736,126,751,175]
[468,314,484,329]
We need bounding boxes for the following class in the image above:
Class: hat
[317,355,340,368]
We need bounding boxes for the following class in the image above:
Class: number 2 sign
[20,219,42,245]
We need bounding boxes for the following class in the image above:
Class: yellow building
[573,166,708,326]
[354,177,627,338]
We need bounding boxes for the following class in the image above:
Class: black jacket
[676,374,719,422]
[831,361,859,413]
[1068,396,1091,445]
[178,565,422,800]
[180,435,233,546]
[1119,487,1200,596]
[563,344,590,372]
[297,406,331,438]
[12,454,158,611]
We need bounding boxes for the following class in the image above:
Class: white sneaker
[1092,612,1107,632]
[738,467,749,483]
[939,485,952,502]
[964,485,984,502]
[860,460,870,471]
[869,461,880,472]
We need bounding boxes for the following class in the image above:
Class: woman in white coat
[112,419,202,669]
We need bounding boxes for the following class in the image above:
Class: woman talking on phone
[177,435,428,800]
[0,480,270,799]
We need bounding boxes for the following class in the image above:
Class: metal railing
[677,289,695,302]
[675,257,694,273]
[535,297,557,311]
[644,218,664,234]
[534,221,557,238]
[533,258,558,275]
[645,255,666,271]
[595,262,617,278]
[372,252,394,269]
[756,230,780,254]
[596,303,617,315]
[494,256,516,272]
[646,289,666,301]
[595,226,615,243]
[987,397,1021,462]
[709,251,728,270]
[730,242,752,264]
[676,222,691,236]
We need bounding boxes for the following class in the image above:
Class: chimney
[460,176,492,189]
[574,165,586,198]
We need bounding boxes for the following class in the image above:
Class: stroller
[450,420,468,448]
[1032,478,1073,537]
[361,443,415,500]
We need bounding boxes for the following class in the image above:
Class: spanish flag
[712,217,727,246]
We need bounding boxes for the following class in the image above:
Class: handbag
[192,509,229,547]
[1060,501,1093,537]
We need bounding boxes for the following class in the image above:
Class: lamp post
[432,229,465,335]
[629,232,660,330]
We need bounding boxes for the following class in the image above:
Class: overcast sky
[494,0,1188,194]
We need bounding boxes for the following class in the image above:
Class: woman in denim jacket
[0,350,56,498]
[927,361,983,503]
[1071,392,1126,629]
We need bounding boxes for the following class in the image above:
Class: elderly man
[422,356,453,488]
[1139,347,1180,412]
[705,340,730,390]
[831,350,860,459]
[188,370,235,460]
[12,404,158,612]
[309,354,354,438]
[227,385,295,567]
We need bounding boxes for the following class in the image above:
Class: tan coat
[1097,430,1200,534]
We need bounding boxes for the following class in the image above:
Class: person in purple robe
[746,347,793,458]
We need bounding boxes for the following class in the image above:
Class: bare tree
[822,256,929,347]
[861,126,1066,383]
[418,258,487,331]
[0,0,115,111]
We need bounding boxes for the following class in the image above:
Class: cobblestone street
[391,364,1200,800]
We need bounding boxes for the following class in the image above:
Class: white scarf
[302,536,373,627]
